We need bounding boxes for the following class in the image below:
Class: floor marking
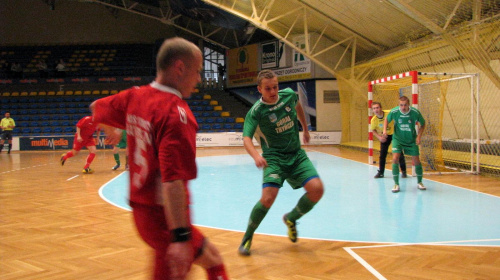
[67,175,79,181]
[344,247,387,280]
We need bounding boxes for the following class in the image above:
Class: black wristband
[171,227,192,243]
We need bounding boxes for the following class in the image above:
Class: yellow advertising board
[227,44,259,87]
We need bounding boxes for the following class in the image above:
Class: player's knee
[305,179,324,202]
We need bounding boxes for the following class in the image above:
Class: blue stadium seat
[206,118,215,123]
[64,127,74,133]
[61,115,70,120]
[22,128,32,135]
[30,122,39,127]
[216,117,225,123]
[234,123,243,130]
[201,124,211,130]
[196,118,204,124]
[30,115,40,121]
[192,112,201,118]
[212,123,222,130]
[51,121,60,126]
[61,120,70,126]
[226,117,235,123]
[201,111,211,118]
[54,127,63,134]
[32,127,42,134]
[205,106,213,111]
[42,127,52,134]
[13,127,21,134]
[223,123,233,130]
[211,111,221,117]
[41,121,50,127]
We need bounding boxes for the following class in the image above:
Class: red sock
[64,151,74,160]
[206,264,228,280]
[84,153,96,169]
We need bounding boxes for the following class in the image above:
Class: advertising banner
[19,135,113,151]
[227,44,259,87]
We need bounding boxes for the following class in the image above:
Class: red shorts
[130,202,205,280]
[72,135,96,151]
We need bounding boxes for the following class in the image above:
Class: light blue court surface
[99,151,500,246]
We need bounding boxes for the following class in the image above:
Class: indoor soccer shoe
[417,183,427,190]
[402,172,408,178]
[60,153,66,166]
[82,168,94,174]
[374,172,384,178]
[238,238,252,256]
[392,184,400,193]
[112,164,120,170]
[283,214,298,243]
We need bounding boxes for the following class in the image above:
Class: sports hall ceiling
[82,0,500,75]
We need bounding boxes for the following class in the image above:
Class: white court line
[344,247,387,280]
[344,238,500,280]
[67,175,79,181]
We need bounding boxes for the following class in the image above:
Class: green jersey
[387,106,425,145]
[243,88,301,155]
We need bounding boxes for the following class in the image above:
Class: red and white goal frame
[367,71,419,165]
[367,71,481,174]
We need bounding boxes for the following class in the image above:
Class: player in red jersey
[60,115,100,174]
[91,37,229,280]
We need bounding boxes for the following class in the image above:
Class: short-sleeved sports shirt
[93,82,198,206]
[386,106,425,145]
[243,88,301,156]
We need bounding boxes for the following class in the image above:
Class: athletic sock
[8,144,12,152]
[243,201,269,241]
[84,153,96,169]
[64,151,74,160]
[113,153,120,165]
[392,163,399,185]
[287,194,317,222]
[206,264,229,280]
[415,164,423,183]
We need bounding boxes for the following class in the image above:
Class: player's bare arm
[295,102,310,144]
[244,136,267,168]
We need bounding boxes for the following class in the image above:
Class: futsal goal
[367,71,480,174]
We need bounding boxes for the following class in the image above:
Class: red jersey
[93,82,198,205]
[76,116,98,139]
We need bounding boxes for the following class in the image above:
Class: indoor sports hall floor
[1,146,499,279]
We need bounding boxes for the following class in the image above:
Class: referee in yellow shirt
[0,112,16,154]
[370,102,407,178]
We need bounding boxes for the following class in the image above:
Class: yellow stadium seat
[29,91,37,96]
[235,117,245,123]
[209,100,218,106]
[203,94,211,100]
[193,88,199,93]
[65,91,74,95]
[74,91,82,95]
[92,90,100,95]
[56,91,64,95]
[110,90,118,95]
[83,90,91,95]
[47,91,55,96]
[221,111,230,117]
[20,92,28,96]
[101,90,109,95]
[214,105,222,111]
[11,92,19,96]
[2,92,10,97]
[38,91,46,96]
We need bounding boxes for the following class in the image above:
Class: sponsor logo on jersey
[269,113,277,123]
[178,106,187,124]
[285,106,291,112]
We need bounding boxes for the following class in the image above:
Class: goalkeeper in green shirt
[384,95,426,193]
[238,70,324,256]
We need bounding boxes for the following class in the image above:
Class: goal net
[368,71,480,174]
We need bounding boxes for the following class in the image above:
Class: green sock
[113,154,120,165]
[415,164,423,183]
[287,194,317,222]
[392,163,399,185]
[243,201,269,241]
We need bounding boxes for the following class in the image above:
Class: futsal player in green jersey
[238,69,324,256]
[384,96,426,193]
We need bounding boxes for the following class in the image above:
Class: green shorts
[391,138,419,156]
[115,131,127,149]
[262,149,319,189]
